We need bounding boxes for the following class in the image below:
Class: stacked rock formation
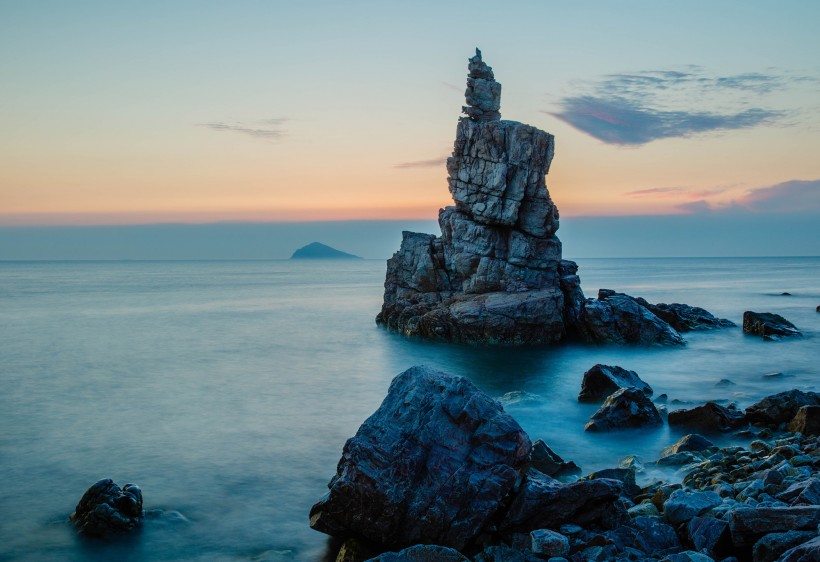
[376,49,576,345]
[376,50,733,346]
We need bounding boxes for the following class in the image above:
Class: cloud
[549,68,792,145]
[200,118,288,140]
[678,179,820,214]
[625,185,734,199]
[625,187,687,197]
[394,157,448,169]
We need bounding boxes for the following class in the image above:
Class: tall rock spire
[462,48,501,121]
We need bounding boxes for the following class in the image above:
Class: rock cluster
[376,50,730,346]
[70,478,143,537]
[311,366,820,561]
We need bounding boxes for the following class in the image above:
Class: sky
[1,1,819,257]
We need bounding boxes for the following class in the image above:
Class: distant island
[290,242,361,260]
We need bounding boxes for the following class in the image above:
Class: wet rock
[728,506,820,547]
[661,552,715,562]
[779,536,820,562]
[528,439,581,479]
[751,530,817,562]
[584,468,641,498]
[667,402,747,432]
[628,515,682,553]
[530,529,570,557]
[781,478,820,506]
[70,478,143,537]
[663,489,722,524]
[628,502,660,518]
[578,292,685,346]
[746,390,820,426]
[787,405,820,435]
[584,387,663,432]
[364,545,469,562]
[742,311,801,340]
[687,516,730,558]
[578,364,653,402]
[661,434,715,457]
[309,366,530,550]
[500,468,626,532]
[647,302,735,332]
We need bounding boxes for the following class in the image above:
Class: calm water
[1,257,818,561]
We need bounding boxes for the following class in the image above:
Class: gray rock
[647,302,735,332]
[584,387,663,432]
[584,467,641,498]
[746,390,820,426]
[779,536,820,562]
[787,405,820,435]
[364,545,469,562]
[473,545,539,562]
[463,49,501,122]
[752,530,817,562]
[661,434,715,457]
[529,439,581,478]
[663,489,722,524]
[661,552,715,562]
[742,311,802,340]
[728,506,820,547]
[687,516,730,557]
[500,468,626,532]
[309,366,530,550]
[70,478,143,537]
[578,293,685,346]
[530,529,570,557]
[578,364,653,402]
[667,402,747,432]
[629,515,682,553]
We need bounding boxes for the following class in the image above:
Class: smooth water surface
[1,258,818,560]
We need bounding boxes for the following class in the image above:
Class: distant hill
[290,241,362,260]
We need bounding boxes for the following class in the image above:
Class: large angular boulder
[309,366,530,550]
[500,468,626,532]
[728,506,820,547]
[364,545,470,562]
[646,302,735,332]
[742,311,801,340]
[578,364,653,402]
[528,438,581,478]
[584,387,663,432]
[779,536,820,562]
[752,530,817,562]
[663,489,722,525]
[745,390,820,426]
[578,292,685,346]
[661,434,715,457]
[667,402,747,432]
[70,478,144,537]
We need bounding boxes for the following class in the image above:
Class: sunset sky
[1,1,819,231]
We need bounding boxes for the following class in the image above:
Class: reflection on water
[0,258,817,560]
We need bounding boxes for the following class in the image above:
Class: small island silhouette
[290,242,361,260]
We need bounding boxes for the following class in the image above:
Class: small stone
[742,311,802,340]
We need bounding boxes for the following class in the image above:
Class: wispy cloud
[678,179,820,214]
[394,157,448,169]
[548,68,796,145]
[625,186,733,199]
[200,118,289,140]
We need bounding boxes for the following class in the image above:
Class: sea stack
[376,49,582,344]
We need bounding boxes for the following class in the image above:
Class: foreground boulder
[788,405,820,435]
[584,387,663,432]
[309,366,529,549]
[742,311,801,340]
[667,402,747,432]
[70,478,143,537]
[364,545,469,562]
[578,364,653,402]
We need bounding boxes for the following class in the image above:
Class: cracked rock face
[376,50,571,345]
[376,50,721,346]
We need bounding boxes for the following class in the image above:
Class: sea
[0,257,818,561]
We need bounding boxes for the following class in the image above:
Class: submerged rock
[528,438,581,479]
[742,311,801,340]
[309,366,529,550]
[70,478,143,537]
[660,434,715,457]
[577,292,685,346]
[578,364,653,403]
[584,387,663,432]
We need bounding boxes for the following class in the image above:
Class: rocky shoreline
[308,366,820,562]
